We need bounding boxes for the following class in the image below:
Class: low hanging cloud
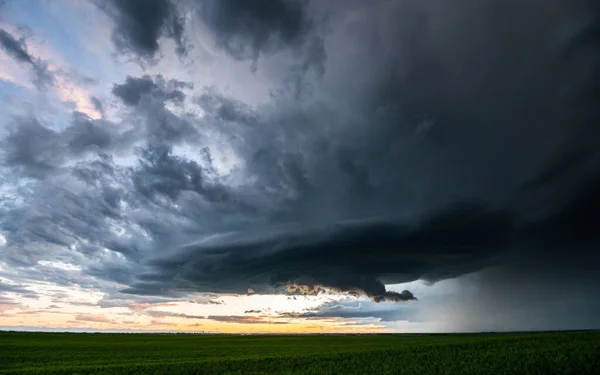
[130,204,510,302]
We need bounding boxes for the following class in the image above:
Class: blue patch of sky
[0,80,32,129]
[4,0,111,82]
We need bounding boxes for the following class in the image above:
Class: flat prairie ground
[1,331,599,374]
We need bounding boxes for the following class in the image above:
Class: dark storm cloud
[97,0,186,60]
[115,0,600,312]
[133,204,512,302]
[533,174,600,253]
[0,28,53,88]
[198,0,313,66]
[521,150,592,191]
[98,0,321,66]
[372,290,416,304]
[132,144,230,203]
[66,114,113,153]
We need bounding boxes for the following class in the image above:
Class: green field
[1,331,599,374]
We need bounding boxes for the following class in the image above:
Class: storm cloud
[197,0,317,68]
[96,0,186,59]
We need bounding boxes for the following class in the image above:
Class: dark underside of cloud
[1,0,600,330]
[197,0,313,61]
[99,0,325,77]
[96,0,186,59]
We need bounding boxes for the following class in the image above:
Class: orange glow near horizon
[0,284,390,333]
[0,304,388,334]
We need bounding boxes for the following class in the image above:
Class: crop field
[1,331,599,374]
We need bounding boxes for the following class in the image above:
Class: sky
[0,0,599,334]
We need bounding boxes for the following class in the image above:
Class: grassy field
[1,331,599,374]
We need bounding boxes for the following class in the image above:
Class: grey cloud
[198,0,313,67]
[112,76,157,106]
[1,115,117,178]
[563,8,600,58]
[1,117,63,177]
[133,203,512,302]
[193,0,328,90]
[90,97,106,118]
[112,75,197,143]
[116,0,600,313]
[112,75,192,107]
[372,290,417,304]
[195,89,258,125]
[132,144,230,203]
[522,150,592,191]
[97,0,186,60]
[0,28,53,88]
[0,281,34,296]
[0,28,33,63]
[187,297,223,305]
[30,61,54,89]
[280,299,418,323]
